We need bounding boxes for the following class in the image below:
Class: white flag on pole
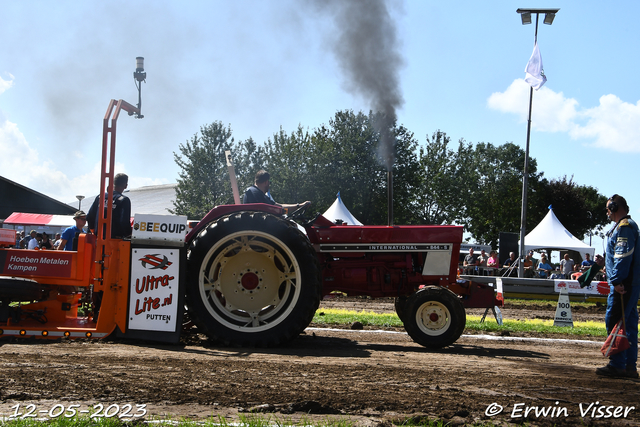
[524,42,547,90]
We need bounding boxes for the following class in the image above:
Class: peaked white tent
[522,207,595,257]
[322,192,363,226]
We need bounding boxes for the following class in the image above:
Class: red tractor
[184,204,501,349]
[0,68,501,349]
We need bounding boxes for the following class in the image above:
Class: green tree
[171,122,236,218]
[306,110,386,224]
[232,136,266,198]
[413,131,474,225]
[385,123,422,225]
[171,116,609,243]
[536,176,609,240]
[464,142,543,247]
[303,110,420,225]
[263,126,313,206]
[576,183,610,239]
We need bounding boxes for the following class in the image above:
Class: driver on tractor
[242,170,310,213]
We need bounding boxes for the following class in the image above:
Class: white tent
[322,193,363,226]
[521,207,595,257]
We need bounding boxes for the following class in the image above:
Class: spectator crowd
[460,248,603,280]
[13,230,64,250]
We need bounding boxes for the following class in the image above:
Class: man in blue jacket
[87,173,132,238]
[596,194,640,378]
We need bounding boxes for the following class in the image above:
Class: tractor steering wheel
[288,203,310,221]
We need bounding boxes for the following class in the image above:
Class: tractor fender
[186,204,283,245]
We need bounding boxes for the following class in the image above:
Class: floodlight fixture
[516,8,560,26]
[543,13,556,25]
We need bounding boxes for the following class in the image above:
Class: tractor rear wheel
[186,211,322,347]
[403,286,466,349]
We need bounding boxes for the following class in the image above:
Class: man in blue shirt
[242,170,310,212]
[57,211,87,251]
[580,253,595,271]
[596,194,640,378]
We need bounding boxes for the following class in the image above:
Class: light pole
[516,8,559,278]
[133,57,146,119]
[76,195,85,211]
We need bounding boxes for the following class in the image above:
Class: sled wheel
[0,277,44,303]
[394,296,408,322]
[186,211,322,347]
[403,286,466,349]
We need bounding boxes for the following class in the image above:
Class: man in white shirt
[560,253,575,279]
[53,233,62,250]
[27,230,39,250]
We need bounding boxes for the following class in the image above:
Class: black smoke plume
[312,0,405,170]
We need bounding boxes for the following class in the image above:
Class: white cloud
[0,74,14,95]
[487,79,640,152]
[0,115,167,205]
[1,79,170,205]
[487,79,578,133]
[0,119,40,182]
[487,80,529,119]
[0,117,100,202]
[570,95,640,153]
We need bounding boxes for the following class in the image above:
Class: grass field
[0,414,484,427]
[0,413,465,427]
[312,306,608,338]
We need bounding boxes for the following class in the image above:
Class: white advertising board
[129,247,181,332]
[132,214,188,245]
[554,279,609,296]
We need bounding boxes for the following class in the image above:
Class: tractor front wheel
[403,286,466,349]
[394,296,408,322]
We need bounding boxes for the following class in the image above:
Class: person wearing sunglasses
[596,194,640,378]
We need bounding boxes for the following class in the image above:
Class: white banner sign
[554,279,610,296]
[129,247,180,332]
[132,214,188,244]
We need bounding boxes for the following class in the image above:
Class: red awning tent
[4,212,134,232]
[3,212,76,228]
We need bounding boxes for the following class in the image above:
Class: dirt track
[0,299,638,427]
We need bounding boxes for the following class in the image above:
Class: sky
[1,0,639,254]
